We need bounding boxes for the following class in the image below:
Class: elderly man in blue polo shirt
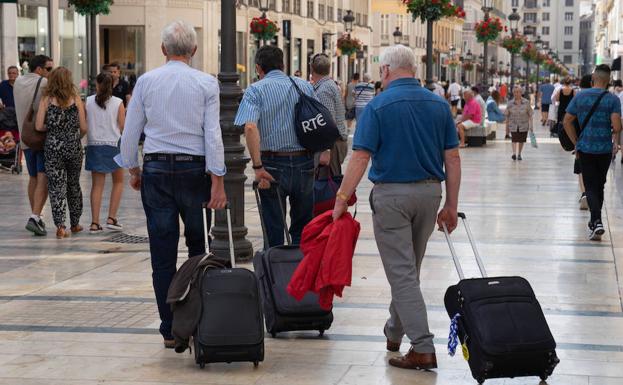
[333,44,461,371]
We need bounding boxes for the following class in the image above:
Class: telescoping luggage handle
[202,203,236,268]
[252,181,292,248]
[441,212,487,280]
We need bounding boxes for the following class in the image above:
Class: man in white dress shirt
[116,20,227,348]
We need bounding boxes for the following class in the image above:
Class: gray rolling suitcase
[252,182,333,337]
[443,213,559,384]
[193,204,265,368]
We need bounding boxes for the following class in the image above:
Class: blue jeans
[259,155,314,248]
[140,160,211,339]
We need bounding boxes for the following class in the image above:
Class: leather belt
[261,150,311,157]
[144,153,205,163]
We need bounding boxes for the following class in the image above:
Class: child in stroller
[0,130,16,154]
[0,107,20,173]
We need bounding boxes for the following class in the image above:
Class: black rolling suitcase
[194,204,264,368]
[252,183,333,338]
[442,213,559,384]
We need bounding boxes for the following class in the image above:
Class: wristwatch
[252,164,263,170]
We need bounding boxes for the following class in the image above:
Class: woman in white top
[85,72,126,233]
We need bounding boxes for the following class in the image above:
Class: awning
[612,57,621,71]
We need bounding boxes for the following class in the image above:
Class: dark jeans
[579,152,611,223]
[141,160,211,339]
[259,154,314,248]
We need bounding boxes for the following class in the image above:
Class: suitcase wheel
[477,378,485,384]
[540,374,548,382]
[199,362,205,369]
[318,329,325,337]
[254,361,259,367]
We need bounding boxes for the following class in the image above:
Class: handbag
[313,167,357,217]
[289,77,340,152]
[20,77,46,151]
[529,130,538,148]
[558,91,608,152]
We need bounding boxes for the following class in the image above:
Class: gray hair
[362,73,372,82]
[311,54,331,76]
[161,20,197,57]
[380,45,417,74]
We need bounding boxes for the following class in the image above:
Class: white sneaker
[589,221,605,241]
[579,195,588,211]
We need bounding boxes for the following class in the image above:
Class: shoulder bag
[558,90,608,152]
[289,77,340,152]
[20,77,46,151]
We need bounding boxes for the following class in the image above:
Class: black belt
[143,153,205,163]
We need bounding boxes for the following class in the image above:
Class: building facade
[593,0,623,76]
[370,0,463,83]
[579,11,594,76]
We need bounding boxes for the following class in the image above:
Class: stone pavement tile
[589,377,623,385]
[337,365,474,385]
[0,354,125,381]
[503,374,589,385]
[254,362,350,385]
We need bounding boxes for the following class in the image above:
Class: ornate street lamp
[343,10,354,33]
[393,26,403,45]
[259,0,269,18]
[534,35,543,104]
[479,53,484,83]
[508,8,521,87]
[465,50,474,83]
[481,0,493,89]
[211,0,253,261]
[449,45,456,80]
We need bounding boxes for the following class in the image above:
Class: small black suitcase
[194,205,265,368]
[252,183,333,337]
[442,213,559,384]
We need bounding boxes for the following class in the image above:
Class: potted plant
[250,17,280,42]
[403,0,466,22]
[421,55,438,64]
[474,17,505,43]
[501,34,525,54]
[462,62,474,71]
[69,0,113,15]
[337,34,362,56]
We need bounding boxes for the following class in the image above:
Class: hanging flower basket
[421,55,438,64]
[502,35,524,55]
[488,67,498,76]
[534,52,547,65]
[462,62,474,71]
[476,63,484,73]
[337,34,362,56]
[69,0,113,15]
[250,17,280,41]
[474,17,505,43]
[521,41,537,62]
[403,0,466,23]
[447,58,460,68]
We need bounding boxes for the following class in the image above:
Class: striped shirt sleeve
[234,86,261,126]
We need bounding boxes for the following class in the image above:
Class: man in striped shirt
[116,20,227,348]
[235,45,316,247]
[310,53,348,175]
[353,73,375,121]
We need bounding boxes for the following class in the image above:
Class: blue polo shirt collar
[386,77,421,90]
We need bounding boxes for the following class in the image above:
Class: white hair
[362,73,372,82]
[161,20,197,57]
[380,45,417,74]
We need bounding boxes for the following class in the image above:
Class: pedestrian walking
[344,73,359,129]
[109,62,132,107]
[447,79,462,116]
[235,45,315,248]
[85,73,126,233]
[34,67,87,239]
[115,20,227,348]
[505,86,533,161]
[563,64,622,241]
[0,66,19,109]
[613,79,623,164]
[538,79,555,126]
[14,55,53,236]
[332,44,461,371]
[353,73,375,121]
[555,78,576,129]
[573,74,593,211]
[310,53,348,176]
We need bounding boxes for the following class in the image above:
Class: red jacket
[287,211,360,310]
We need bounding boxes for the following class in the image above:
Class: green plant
[403,0,465,23]
[502,35,524,54]
[69,0,113,15]
[474,17,505,43]
[337,34,362,56]
[250,17,280,41]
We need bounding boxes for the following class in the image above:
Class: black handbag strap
[288,76,304,97]
[579,90,609,133]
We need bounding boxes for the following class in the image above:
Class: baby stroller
[0,107,22,174]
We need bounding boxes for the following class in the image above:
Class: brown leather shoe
[388,348,437,370]
[163,339,175,349]
[71,225,83,234]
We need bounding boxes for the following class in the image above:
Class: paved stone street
[0,121,623,385]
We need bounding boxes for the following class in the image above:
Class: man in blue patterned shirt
[235,45,316,247]
[116,20,227,348]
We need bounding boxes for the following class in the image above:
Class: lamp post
[478,53,484,84]
[466,49,474,84]
[425,18,435,91]
[211,0,253,262]
[508,8,521,88]
[393,26,403,45]
[259,0,268,18]
[343,10,355,79]
[449,45,456,81]
[481,0,493,89]
[534,35,543,107]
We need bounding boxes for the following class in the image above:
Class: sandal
[56,226,69,239]
[106,217,123,231]
[71,225,83,234]
[89,223,103,234]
